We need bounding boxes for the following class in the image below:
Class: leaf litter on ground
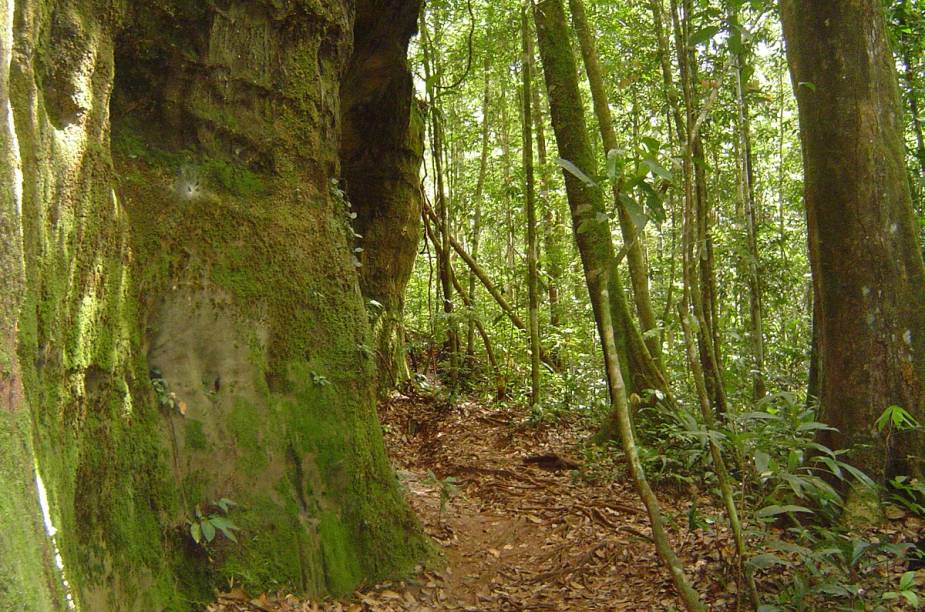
[208,390,923,611]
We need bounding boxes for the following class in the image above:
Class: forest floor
[210,389,756,611]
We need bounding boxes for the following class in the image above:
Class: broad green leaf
[841,462,876,489]
[556,158,597,187]
[747,553,788,570]
[209,516,239,531]
[797,421,834,432]
[757,504,812,518]
[606,149,624,181]
[219,527,238,543]
[728,28,745,55]
[576,219,595,235]
[202,520,216,543]
[754,450,770,475]
[190,522,202,544]
[819,456,843,479]
[623,199,648,231]
[738,411,777,421]
[641,136,660,155]
[805,442,837,458]
[850,540,871,566]
[813,582,854,598]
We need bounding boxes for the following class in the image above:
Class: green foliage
[201,160,266,198]
[756,528,916,609]
[310,372,331,387]
[883,571,922,608]
[188,499,240,548]
[876,404,922,433]
[423,470,460,517]
[887,475,925,516]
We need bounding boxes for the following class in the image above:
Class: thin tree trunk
[650,0,685,145]
[730,7,766,400]
[541,177,566,331]
[500,89,517,305]
[467,57,492,358]
[569,0,663,368]
[531,49,564,330]
[523,8,543,407]
[670,0,728,415]
[420,13,460,379]
[678,306,760,608]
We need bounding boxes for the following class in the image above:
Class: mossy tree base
[3,0,428,608]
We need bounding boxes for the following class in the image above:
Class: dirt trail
[377,393,696,610]
[212,392,741,611]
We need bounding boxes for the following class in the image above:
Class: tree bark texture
[2,0,428,607]
[782,0,925,483]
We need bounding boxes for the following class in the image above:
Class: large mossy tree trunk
[0,3,61,607]
[782,1,925,488]
[2,0,427,609]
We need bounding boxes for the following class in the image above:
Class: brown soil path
[212,391,742,611]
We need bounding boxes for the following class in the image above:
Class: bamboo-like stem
[678,304,760,608]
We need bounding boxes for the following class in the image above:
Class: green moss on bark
[5,0,429,608]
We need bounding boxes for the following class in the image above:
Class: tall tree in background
[532,0,668,401]
[670,0,728,415]
[533,1,702,606]
[467,54,492,360]
[421,11,461,380]
[569,0,663,368]
[781,1,925,488]
[522,9,543,407]
[729,6,767,400]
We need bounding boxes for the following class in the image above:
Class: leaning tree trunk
[532,0,667,415]
[782,0,925,489]
[2,0,428,608]
[569,0,663,368]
